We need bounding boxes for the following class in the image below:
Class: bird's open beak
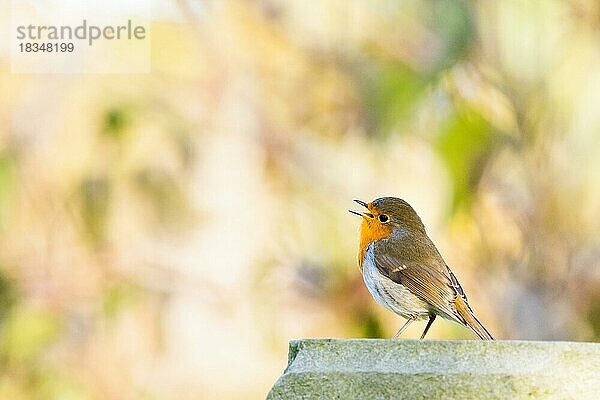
[348,199,374,218]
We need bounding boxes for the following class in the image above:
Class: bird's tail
[454,295,495,340]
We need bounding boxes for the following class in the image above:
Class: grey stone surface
[266,339,600,399]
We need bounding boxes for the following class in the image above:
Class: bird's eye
[378,214,389,223]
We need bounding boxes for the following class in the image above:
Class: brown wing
[373,240,462,322]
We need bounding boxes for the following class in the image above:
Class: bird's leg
[392,318,414,339]
[420,314,436,339]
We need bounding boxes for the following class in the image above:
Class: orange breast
[358,219,392,269]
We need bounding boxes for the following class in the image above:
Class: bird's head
[349,197,426,250]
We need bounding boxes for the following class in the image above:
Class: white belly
[362,244,430,320]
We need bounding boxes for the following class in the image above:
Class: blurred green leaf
[437,107,495,209]
[102,105,130,139]
[428,0,474,72]
[78,176,111,245]
[0,270,18,322]
[133,167,191,228]
[361,62,429,137]
[35,372,91,400]
[586,292,600,341]
[360,311,385,339]
[103,283,137,319]
[357,1,473,138]
[0,306,59,365]
[0,151,17,230]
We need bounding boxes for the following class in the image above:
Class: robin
[349,197,494,340]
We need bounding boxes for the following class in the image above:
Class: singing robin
[349,197,494,340]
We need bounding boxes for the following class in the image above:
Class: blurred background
[1,0,600,398]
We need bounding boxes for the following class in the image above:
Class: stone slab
[266,339,600,399]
